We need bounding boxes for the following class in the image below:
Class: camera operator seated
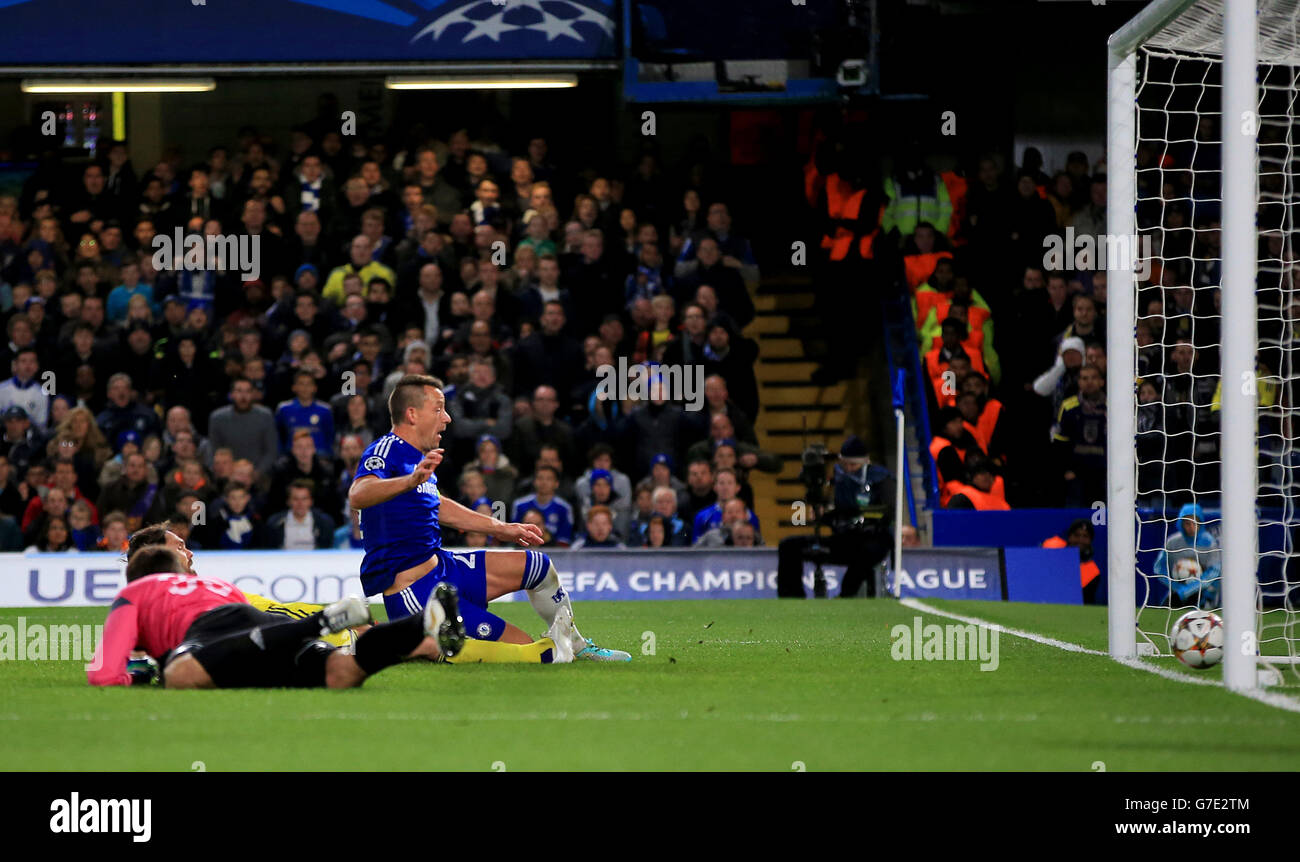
[777,435,895,598]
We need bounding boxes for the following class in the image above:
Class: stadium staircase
[744,272,864,544]
[742,270,940,545]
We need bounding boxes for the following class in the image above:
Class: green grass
[2,599,1299,771]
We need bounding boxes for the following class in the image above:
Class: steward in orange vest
[902,222,953,291]
[955,376,1006,465]
[943,458,1009,510]
[816,172,885,262]
[930,407,986,505]
[925,320,985,407]
[1042,518,1101,603]
[940,169,968,247]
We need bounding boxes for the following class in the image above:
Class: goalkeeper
[126,524,572,664]
[1153,502,1222,609]
[89,545,465,688]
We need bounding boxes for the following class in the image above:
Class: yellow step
[758,431,837,454]
[760,338,805,359]
[760,409,848,431]
[759,384,847,406]
[755,361,821,382]
[744,316,790,336]
[754,293,814,312]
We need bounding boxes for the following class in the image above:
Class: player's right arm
[86,597,141,687]
[348,448,442,510]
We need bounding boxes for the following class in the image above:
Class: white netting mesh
[1131,25,1300,682]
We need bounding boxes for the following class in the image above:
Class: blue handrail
[879,285,941,514]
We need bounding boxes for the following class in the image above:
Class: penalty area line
[898,598,1300,715]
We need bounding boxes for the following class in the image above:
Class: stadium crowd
[0,112,783,553]
[809,121,1236,515]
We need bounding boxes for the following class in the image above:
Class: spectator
[95,373,160,448]
[674,237,753,329]
[1053,362,1107,507]
[0,347,48,428]
[701,374,755,444]
[96,451,163,532]
[95,512,130,553]
[262,479,335,550]
[571,504,625,549]
[509,385,576,477]
[694,498,757,548]
[28,514,73,552]
[1033,337,1086,423]
[511,301,585,410]
[67,498,101,550]
[639,486,690,547]
[24,458,98,533]
[214,482,261,550]
[275,369,334,455]
[268,428,339,518]
[510,464,575,546]
[0,454,23,520]
[701,312,759,422]
[465,434,518,510]
[448,357,513,466]
[208,378,279,477]
[581,468,632,541]
[691,468,760,541]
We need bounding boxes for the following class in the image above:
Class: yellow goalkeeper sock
[448,638,559,664]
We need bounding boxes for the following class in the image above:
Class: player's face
[412,387,450,450]
[164,531,195,573]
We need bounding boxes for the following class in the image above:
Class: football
[1171,610,1225,669]
[1174,557,1204,581]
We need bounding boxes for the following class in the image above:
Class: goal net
[1109,0,1300,688]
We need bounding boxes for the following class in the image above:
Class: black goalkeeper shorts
[166,603,335,688]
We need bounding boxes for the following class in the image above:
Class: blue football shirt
[354,432,442,595]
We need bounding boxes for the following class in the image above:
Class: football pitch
[2,599,1298,772]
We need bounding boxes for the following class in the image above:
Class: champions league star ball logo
[411,0,615,45]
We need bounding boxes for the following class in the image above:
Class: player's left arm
[87,598,141,687]
[439,495,544,547]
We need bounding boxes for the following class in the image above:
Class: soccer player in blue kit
[349,374,631,662]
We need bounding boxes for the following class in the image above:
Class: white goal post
[1108,0,1300,692]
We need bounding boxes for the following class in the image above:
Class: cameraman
[777,436,895,598]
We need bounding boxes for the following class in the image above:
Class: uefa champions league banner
[0,548,812,608]
[0,0,618,63]
[885,548,1004,601]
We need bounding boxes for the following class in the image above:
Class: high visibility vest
[904,251,952,291]
[821,174,865,261]
[858,220,883,260]
[928,329,986,370]
[804,159,823,209]
[882,174,952,237]
[920,291,991,336]
[972,399,1002,454]
[941,170,967,245]
[925,345,986,406]
[944,476,1009,510]
[1042,535,1101,588]
[930,431,980,504]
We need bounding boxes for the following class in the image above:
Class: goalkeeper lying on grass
[123,523,571,665]
[88,544,470,688]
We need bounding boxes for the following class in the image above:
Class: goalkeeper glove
[126,656,159,686]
